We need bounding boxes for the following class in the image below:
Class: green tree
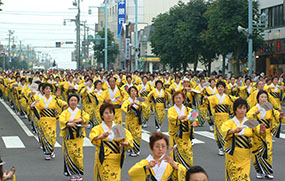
[203,0,263,75]
[93,29,119,69]
[151,2,186,71]
[0,1,3,11]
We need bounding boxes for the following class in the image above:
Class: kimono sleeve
[128,159,149,181]
[168,107,178,127]
[171,162,186,181]
[58,110,68,130]
[89,126,102,145]
[81,110,90,124]
[221,119,233,140]
[123,128,134,149]
[246,107,257,120]
[121,100,130,113]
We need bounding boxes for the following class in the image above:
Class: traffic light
[55,42,64,48]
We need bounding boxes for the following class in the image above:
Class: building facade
[257,0,285,75]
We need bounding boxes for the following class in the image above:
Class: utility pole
[104,0,108,70]
[134,0,138,70]
[248,0,253,77]
[76,0,81,70]
[8,30,14,63]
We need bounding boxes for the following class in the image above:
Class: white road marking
[0,100,33,137]
[142,132,150,143]
[83,137,94,147]
[162,132,205,144]
[195,131,215,140]
[2,136,25,148]
[280,133,285,139]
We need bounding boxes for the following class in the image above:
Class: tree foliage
[150,0,264,75]
[93,29,119,69]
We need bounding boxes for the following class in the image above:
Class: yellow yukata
[168,105,198,169]
[137,83,152,125]
[120,83,134,99]
[207,93,235,150]
[247,90,280,110]
[80,85,97,126]
[128,154,186,181]
[247,104,281,176]
[176,87,194,108]
[163,78,172,94]
[266,83,284,106]
[169,82,182,95]
[35,95,66,156]
[101,87,124,125]
[226,83,239,97]
[194,84,209,126]
[91,89,104,125]
[59,107,89,177]
[122,97,142,154]
[63,81,78,101]
[239,85,255,99]
[89,122,133,181]
[148,88,170,130]
[221,117,263,181]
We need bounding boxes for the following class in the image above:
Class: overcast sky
[0,0,103,69]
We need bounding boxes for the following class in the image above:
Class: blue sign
[117,0,126,38]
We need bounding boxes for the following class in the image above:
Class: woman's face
[69,96,78,109]
[156,83,162,90]
[102,108,114,122]
[151,139,167,159]
[130,88,138,98]
[246,80,251,86]
[258,93,268,104]
[174,93,184,106]
[210,80,215,88]
[217,85,225,94]
[175,77,180,83]
[96,82,102,90]
[273,78,278,85]
[44,86,51,96]
[235,104,247,118]
[143,77,148,84]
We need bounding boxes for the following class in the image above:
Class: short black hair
[233,98,249,115]
[128,86,138,95]
[216,80,226,88]
[185,166,208,181]
[155,80,163,87]
[86,78,93,83]
[67,94,80,105]
[126,75,132,80]
[100,103,115,120]
[257,90,268,103]
[107,76,117,82]
[42,83,53,91]
[94,80,102,88]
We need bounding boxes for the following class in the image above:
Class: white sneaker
[209,126,214,132]
[266,174,274,179]
[76,176,83,181]
[218,148,224,156]
[256,173,264,179]
[156,129,161,132]
[51,152,56,159]
[45,155,51,160]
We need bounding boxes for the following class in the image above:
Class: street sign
[125,38,130,60]
[117,0,126,38]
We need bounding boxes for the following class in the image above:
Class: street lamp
[237,0,266,77]
[89,1,108,70]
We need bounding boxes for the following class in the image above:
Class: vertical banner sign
[118,0,126,38]
[125,38,130,60]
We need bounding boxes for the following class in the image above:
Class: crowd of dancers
[0,69,284,181]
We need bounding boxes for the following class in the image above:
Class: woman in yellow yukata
[221,98,266,181]
[128,132,186,181]
[239,78,255,99]
[137,76,152,128]
[204,78,218,131]
[266,76,284,106]
[80,78,96,127]
[59,94,89,181]
[100,77,125,125]
[91,80,103,126]
[205,80,236,156]
[194,78,208,127]
[122,86,143,157]
[148,80,170,132]
[89,103,133,181]
[247,90,283,179]
[169,75,182,95]
[168,91,198,170]
[35,83,67,160]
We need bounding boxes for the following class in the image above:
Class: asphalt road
[1,100,285,181]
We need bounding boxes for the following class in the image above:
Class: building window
[262,4,284,28]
